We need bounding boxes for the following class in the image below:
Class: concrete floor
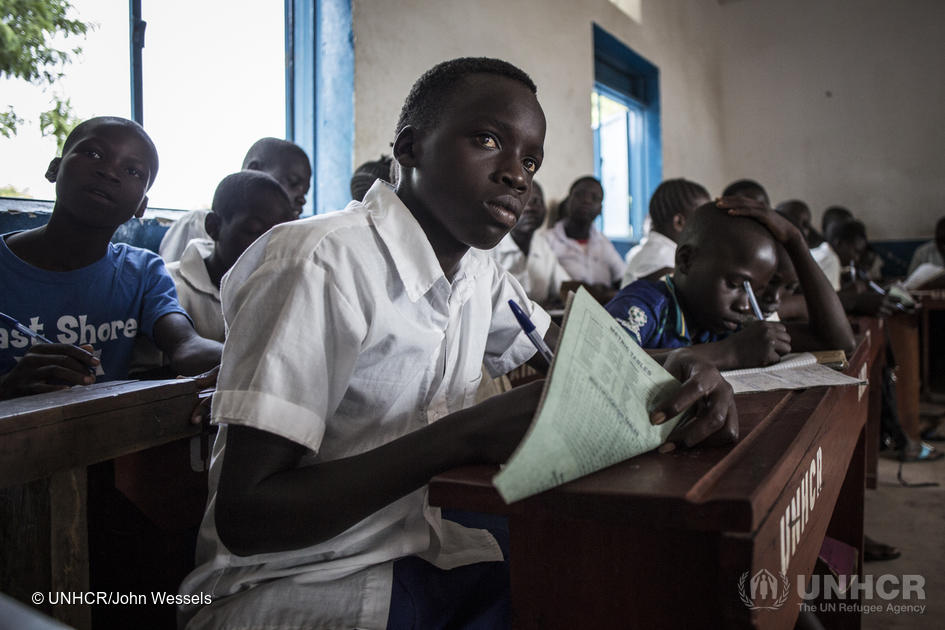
[861,451,945,629]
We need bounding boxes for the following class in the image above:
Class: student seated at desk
[177,57,738,630]
[722,178,770,206]
[545,176,625,296]
[907,215,945,276]
[0,116,221,399]
[605,199,855,369]
[621,178,709,288]
[166,171,296,342]
[489,181,570,306]
[159,137,311,262]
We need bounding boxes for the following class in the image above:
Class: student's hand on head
[723,321,792,367]
[718,197,802,246]
[651,348,738,448]
[0,343,99,399]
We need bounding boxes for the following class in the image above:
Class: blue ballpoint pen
[743,281,765,321]
[508,299,554,366]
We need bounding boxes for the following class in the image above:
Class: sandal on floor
[864,536,901,562]
[899,442,945,462]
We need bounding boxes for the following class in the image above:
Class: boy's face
[210,189,296,271]
[47,123,153,228]
[511,184,546,237]
[832,235,867,267]
[568,180,603,224]
[759,248,799,317]
[675,235,778,334]
[252,155,311,217]
[397,74,546,251]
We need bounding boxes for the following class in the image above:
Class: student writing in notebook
[605,198,854,370]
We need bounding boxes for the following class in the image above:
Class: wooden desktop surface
[431,336,874,629]
[0,378,202,629]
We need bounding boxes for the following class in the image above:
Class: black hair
[821,206,853,235]
[722,179,769,206]
[394,57,537,136]
[350,154,393,202]
[211,170,291,221]
[826,218,866,245]
[649,178,709,233]
[62,116,159,188]
[241,137,310,172]
[679,200,775,254]
[775,199,810,228]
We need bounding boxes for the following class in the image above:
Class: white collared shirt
[165,239,223,342]
[179,181,549,629]
[545,220,625,286]
[159,209,211,262]
[811,241,842,290]
[488,227,570,304]
[620,230,677,288]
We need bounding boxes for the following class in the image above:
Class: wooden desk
[0,379,201,630]
[849,317,886,489]
[431,339,874,629]
[914,289,945,397]
[886,312,921,440]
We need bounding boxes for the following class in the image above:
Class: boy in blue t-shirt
[0,116,221,399]
[607,199,855,369]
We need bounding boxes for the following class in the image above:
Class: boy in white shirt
[166,171,296,341]
[622,178,709,287]
[179,57,738,629]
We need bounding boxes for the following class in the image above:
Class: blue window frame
[592,24,661,252]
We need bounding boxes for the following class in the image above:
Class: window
[592,24,661,246]
[1,0,353,215]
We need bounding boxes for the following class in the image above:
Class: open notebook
[721,352,864,394]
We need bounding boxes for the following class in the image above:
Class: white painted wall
[351,0,729,206]
[352,0,943,240]
[717,0,945,239]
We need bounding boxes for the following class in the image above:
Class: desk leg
[887,313,921,441]
[866,350,885,490]
[820,428,865,630]
[0,468,90,630]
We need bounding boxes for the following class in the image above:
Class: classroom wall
[351,0,729,206]
[716,0,945,240]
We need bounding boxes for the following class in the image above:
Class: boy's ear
[45,158,62,183]
[675,243,694,274]
[204,211,221,241]
[672,213,687,236]
[245,159,260,171]
[392,126,420,169]
[134,196,148,219]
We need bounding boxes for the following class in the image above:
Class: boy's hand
[652,348,738,447]
[721,321,792,367]
[717,197,803,247]
[469,380,545,464]
[0,343,98,399]
[184,364,219,426]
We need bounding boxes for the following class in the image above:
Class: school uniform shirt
[604,276,729,349]
[0,233,188,380]
[907,240,944,276]
[620,230,677,288]
[545,220,625,286]
[488,227,570,304]
[165,239,224,342]
[178,180,550,629]
[811,241,842,290]
[159,209,211,262]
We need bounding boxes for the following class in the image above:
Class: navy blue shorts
[386,510,510,630]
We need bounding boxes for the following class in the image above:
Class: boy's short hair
[679,200,774,253]
[350,155,393,201]
[826,217,866,245]
[649,178,709,232]
[775,199,810,228]
[212,170,291,220]
[62,116,159,188]
[722,179,769,205]
[241,137,310,170]
[394,57,537,136]
[821,205,853,235]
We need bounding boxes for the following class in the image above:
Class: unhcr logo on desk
[738,569,791,610]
